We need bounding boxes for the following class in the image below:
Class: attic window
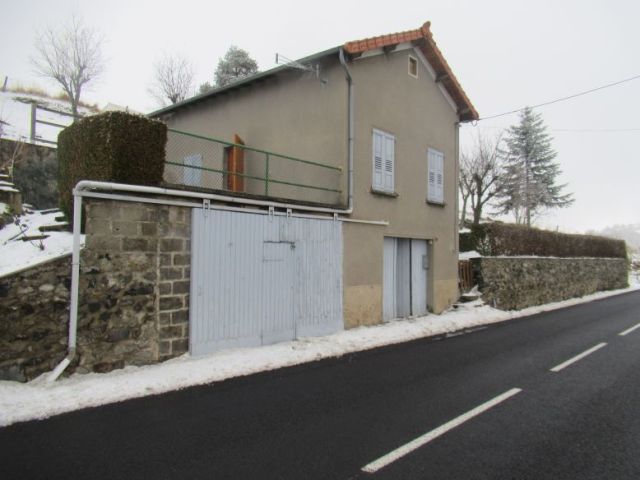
[408,55,418,78]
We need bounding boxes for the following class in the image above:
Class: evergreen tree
[214,46,258,87]
[198,82,213,94]
[497,107,573,226]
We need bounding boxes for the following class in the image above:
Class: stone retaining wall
[0,198,192,381]
[472,257,629,310]
[0,256,71,381]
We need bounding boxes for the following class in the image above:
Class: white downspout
[47,193,82,382]
[454,122,460,254]
[339,47,355,212]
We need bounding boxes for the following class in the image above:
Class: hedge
[460,222,627,259]
[57,111,167,224]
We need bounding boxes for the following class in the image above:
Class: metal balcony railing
[164,129,343,206]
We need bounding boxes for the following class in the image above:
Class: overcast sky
[2,0,639,233]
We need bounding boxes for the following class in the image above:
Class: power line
[476,74,640,121]
[475,125,640,133]
[552,128,640,133]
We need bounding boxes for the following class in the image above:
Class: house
[150,21,478,354]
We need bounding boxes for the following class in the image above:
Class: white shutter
[373,129,395,193]
[372,131,384,191]
[428,156,436,201]
[184,154,203,187]
[383,134,395,192]
[427,149,444,203]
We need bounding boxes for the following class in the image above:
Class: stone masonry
[472,257,629,310]
[0,256,71,381]
[0,198,192,381]
[81,199,192,368]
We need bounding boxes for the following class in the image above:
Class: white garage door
[189,208,343,356]
[383,237,429,321]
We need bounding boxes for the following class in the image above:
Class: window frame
[184,153,203,187]
[372,129,396,195]
[427,148,444,204]
[408,55,419,78]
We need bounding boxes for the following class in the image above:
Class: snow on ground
[0,209,80,277]
[630,254,640,286]
[1,283,638,427]
[0,181,20,193]
[459,250,481,260]
[0,91,94,146]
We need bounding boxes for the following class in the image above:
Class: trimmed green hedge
[57,111,167,224]
[460,223,627,259]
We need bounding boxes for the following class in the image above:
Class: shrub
[460,222,626,259]
[12,143,58,209]
[57,111,167,225]
[460,224,488,254]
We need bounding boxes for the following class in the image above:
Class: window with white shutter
[372,129,395,194]
[427,148,444,204]
[184,154,203,187]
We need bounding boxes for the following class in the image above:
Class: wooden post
[30,102,37,142]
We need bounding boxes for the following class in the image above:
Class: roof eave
[417,28,479,122]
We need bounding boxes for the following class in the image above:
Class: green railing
[164,129,342,204]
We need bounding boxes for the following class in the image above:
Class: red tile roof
[344,21,479,122]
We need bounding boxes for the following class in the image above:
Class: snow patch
[0,284,638,427]
[459,250,481,260]
[0,91,94,146]
[630,254,640,286]
[0,209,81,277]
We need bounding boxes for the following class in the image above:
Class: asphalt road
[1,291,639,479]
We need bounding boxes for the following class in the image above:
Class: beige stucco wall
[343,223,384,328]
[162,47,462,325]
[342,47,460,321]
[162,60,348,206]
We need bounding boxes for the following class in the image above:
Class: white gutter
[79,190,388,225]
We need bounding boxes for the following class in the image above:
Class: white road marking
[550,343,607,372]
[619,322,640,336]
[360,388,522,474]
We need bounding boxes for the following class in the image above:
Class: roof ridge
[343,21,478,121]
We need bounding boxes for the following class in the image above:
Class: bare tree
[31,16,105,118]
[459,131,505,226]
[149,53,195,106]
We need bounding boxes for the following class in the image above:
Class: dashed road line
[619,322,640,336]
[360,388,522,474]
[550,343,607,373]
